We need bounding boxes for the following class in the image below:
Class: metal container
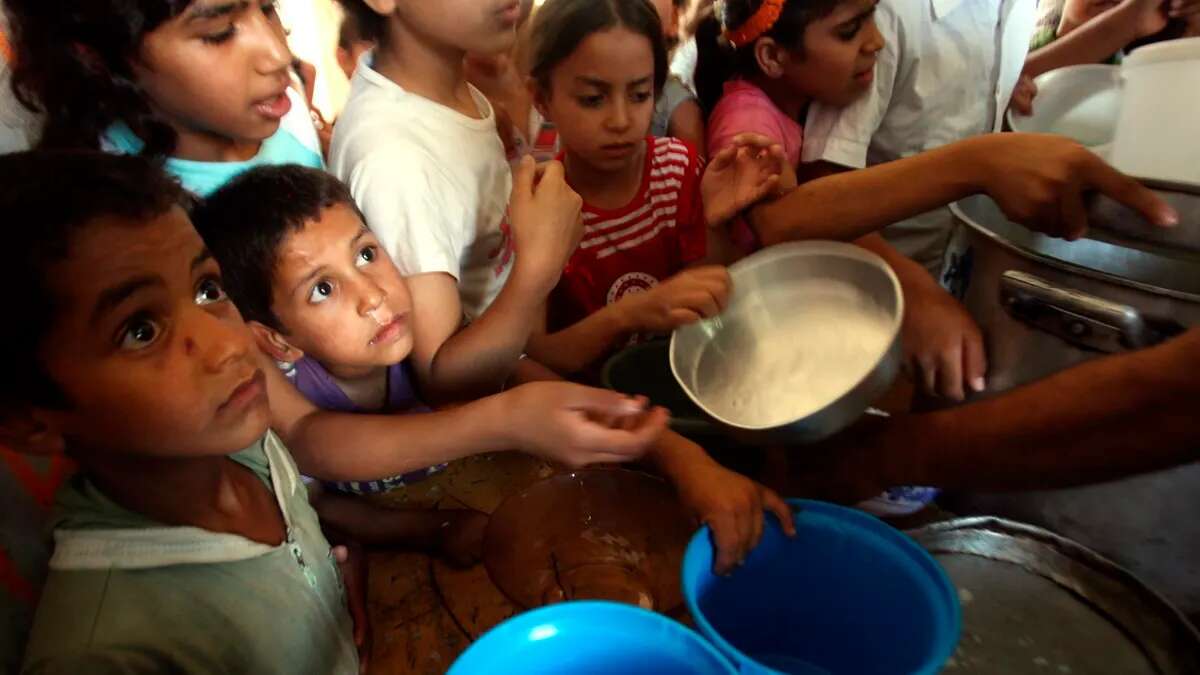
[946,192,1200,615]
[670,241,903,444]
[908,517,1200,674]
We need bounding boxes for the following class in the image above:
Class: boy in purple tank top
[194,165,485,566]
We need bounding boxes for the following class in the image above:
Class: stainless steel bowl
[670,241,903,444]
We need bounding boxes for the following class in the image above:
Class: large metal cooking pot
[945,191,1200,616]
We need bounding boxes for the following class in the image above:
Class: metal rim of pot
[669,240,905,444]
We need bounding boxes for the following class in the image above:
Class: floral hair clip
[722,0,787,49]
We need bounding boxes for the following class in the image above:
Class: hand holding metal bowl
[670,241,904,445]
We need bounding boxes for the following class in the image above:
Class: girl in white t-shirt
[330,0,585,404]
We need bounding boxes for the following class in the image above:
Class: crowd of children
[0,0,1188,671]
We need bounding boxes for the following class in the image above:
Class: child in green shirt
[1,151,357,674]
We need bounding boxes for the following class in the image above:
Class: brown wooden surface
[362,378,918,674]
[364,452,549,674]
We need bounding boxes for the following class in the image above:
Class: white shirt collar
[930,0,966,21]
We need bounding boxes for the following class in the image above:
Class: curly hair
[5,0,193,157]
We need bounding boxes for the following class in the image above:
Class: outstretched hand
[701,133,790,226]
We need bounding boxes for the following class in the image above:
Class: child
[2,151,359,674]
[194,165,490,567]
[693,0,1177,400]
[6,0,323,197]
[649,0,707,153]
[521,0,796,574]
[5,150,672,672]
[337,4,378,80]
[330,0,585,402]
[696,0,988,402]
[463,0,557,162]
[525,0,781,375]
[798,0,1040,277]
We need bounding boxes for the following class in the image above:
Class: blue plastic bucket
[682,500,960,675]
[448,601,737,675]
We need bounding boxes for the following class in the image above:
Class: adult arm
[788,328,1200,501]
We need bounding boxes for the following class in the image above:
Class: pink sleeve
[706,96,790,157]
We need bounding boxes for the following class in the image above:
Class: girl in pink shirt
[695,0,992,406]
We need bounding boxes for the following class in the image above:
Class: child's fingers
[762,487,796,537]
[747,492,765,552]
[707,146,737,172]
[512,154,536,198]
[666,307,705,327]
[536,159,567,193]
[707,513,744,575]
[728,132,777,151]
[573,406,669,460]
[678,289,722,318]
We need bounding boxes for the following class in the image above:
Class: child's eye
[202,25,237,44]
[261,0,279,17]
[631,90,653,104]
[356,245,377,267]
[309,280,334,304]
[577,95,605,108]
[195,278,228,306]
[118,317,161,352]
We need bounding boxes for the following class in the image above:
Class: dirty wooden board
[364,379,917,674]
[364,452,551,673]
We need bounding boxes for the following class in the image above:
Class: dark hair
[0,151,189,410]
[335,0,386,45]
[694,0,841,113]
[529,0,668,95]
[192,165,363,332]
[5,0,194,157]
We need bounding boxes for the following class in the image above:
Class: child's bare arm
[1024,0,1200,78]
[751,134,1173,246]
[526,267,731,376]
[525,302,633,376]
[406,157,583,403]
[644,430,794,575]
[262,352,668,480]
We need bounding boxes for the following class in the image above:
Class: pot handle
[999,270,1180,352]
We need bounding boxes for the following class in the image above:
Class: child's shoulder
[648,136,702,175]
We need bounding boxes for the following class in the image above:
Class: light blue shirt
[102,89,323,197]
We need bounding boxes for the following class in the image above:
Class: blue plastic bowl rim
[680,499,962,675]
[448,599,738,675]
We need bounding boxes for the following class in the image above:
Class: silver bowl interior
[670,241,903,443]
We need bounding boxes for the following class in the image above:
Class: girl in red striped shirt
[522,0,797,574]
[524,0,785,376]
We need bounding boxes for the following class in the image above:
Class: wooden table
[363,380,918,674]
[363,452,552,674]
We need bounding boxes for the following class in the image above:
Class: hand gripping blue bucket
[681,500,960,675]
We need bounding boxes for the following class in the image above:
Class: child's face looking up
[265,204,415,379]
[36,209,270,460]
[774,0,883,108]
[537,26,657,174]
[392,0,523,56]
[132,1,294,151]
